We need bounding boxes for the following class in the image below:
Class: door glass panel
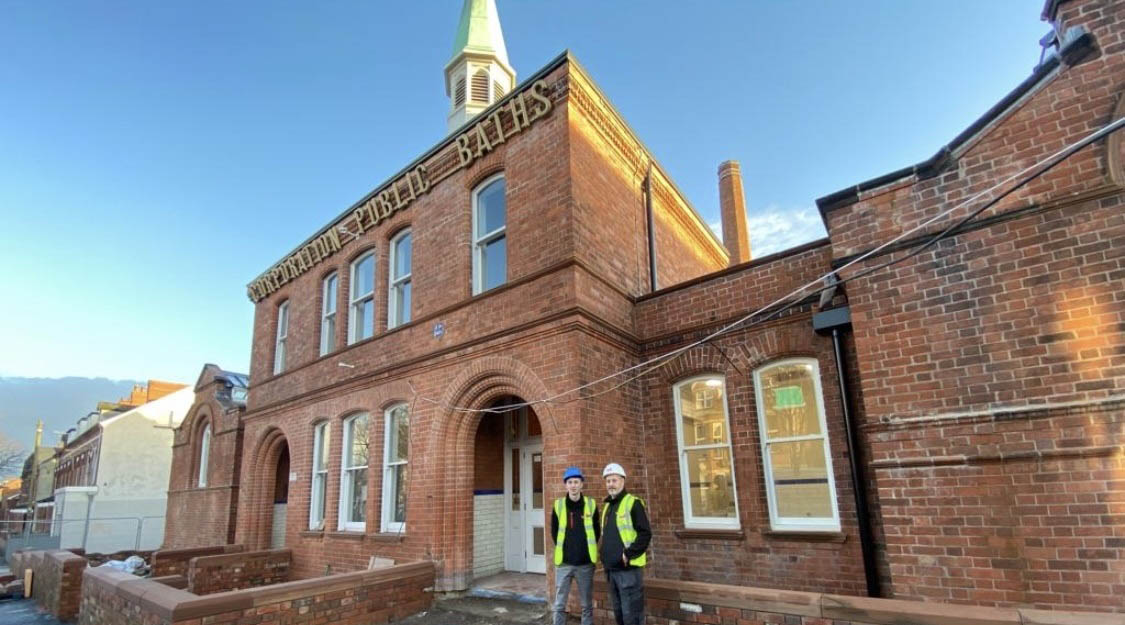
[532,453,543,509]
[532,526,544,556]
[511,448,520,510]
[527,413,541,437]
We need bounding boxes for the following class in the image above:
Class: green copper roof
[451,0,509,66]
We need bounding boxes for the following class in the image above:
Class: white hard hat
[602,463,626,478]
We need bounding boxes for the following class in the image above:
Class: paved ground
[0,595,549,625]
[0,599,63,625]
[396,597,550,625]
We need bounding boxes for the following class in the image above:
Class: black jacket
[599,490,651,571]
[550,495,601,566]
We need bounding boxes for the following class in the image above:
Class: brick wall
[80,561,434,625]
[151,544,245,577]
[164,388,243,549]
[186,548,291,595]
[20,549,87,622]
[472,494,504,578]
[817,0,1125,611]
[590,576,1125,625]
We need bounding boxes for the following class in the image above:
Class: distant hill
[0,377,140,450]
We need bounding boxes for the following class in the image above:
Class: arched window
[320,272,338,356]
[471,69,489,103]
[349,251,376,344]
[338,413,369,531]
[672,375,739,529]
[472,175,506,294]
[273,300,289,374]
[309,421,329,529]
[198,424,212,488]
[753,358,840,531]
[388,230,412,329]
[381,403,410,533]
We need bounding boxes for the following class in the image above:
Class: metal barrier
[0,516,165,563]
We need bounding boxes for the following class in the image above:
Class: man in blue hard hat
[550,466,600,625]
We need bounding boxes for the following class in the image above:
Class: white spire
[445,0,516,133]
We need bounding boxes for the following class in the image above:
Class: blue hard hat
[562,466,585,482]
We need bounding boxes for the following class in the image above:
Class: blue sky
[0,2,1048,384]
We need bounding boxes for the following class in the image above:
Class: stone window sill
[761,529,846,543]
[674,528,745,541]
[327,531,366,540]
[368,533,406,543]
[299,530,325,538]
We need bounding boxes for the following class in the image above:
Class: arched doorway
[248,429,290,551]
[472,396,544,576]
[271,445,290,549]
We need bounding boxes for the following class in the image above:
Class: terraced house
[163,0,1125,615]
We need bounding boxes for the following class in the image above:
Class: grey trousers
[605,567,644,625]
[552,563,595,625]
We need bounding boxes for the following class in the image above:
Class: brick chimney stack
[718,160,751,265]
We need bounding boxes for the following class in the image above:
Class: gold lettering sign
[246,79,554,302]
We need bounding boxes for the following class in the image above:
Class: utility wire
[411,116,1125,415]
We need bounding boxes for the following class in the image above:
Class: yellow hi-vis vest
[600,493,647,567]
[554,495,598,566]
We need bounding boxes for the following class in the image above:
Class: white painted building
[53,386,194,553]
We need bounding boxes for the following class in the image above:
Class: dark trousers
[605,568,644,625]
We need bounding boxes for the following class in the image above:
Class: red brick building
[166,0,1124,613]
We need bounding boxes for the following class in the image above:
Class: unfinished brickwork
[79,561,434,625]
[151,544,246,578]
[186,548,291,595]
[16,549,87,622]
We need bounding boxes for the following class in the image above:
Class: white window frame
[471,174,506,295]
[381,403,409,533]
[197,424,211,487]
[388,230,412,329]
[338,413,369,531]
[309,421,329,530]
[753,358,841,532]
[348,251,376,344]
[320,272,338,356]
[273,300,289,374]
[672,375,741,530]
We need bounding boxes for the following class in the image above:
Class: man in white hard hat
[599,462,651,625]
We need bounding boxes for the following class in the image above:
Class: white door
[504,441,546,573]
[505,446,523,571]
[524,444,545,574]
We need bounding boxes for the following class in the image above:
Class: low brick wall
[12,549,87,622]
[80,560,434,625]
[186,548,291,595]
[151,543,245,577]
[592,577,1125,625]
